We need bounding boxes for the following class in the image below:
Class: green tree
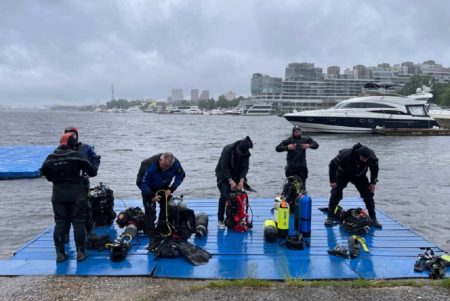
[398,75,434,96]
[435,84,450,107]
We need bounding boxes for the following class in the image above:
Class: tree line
[398,75,450,107]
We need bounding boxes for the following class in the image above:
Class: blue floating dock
[0,197,448,279]
[0,145,55,179]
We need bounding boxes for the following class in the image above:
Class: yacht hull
[284,115,440,133]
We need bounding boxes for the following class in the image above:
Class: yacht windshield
[407,105,428,116]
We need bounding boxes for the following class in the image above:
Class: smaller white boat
[245,103,274,116]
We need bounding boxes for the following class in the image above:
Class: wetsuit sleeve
[136,160,147,188]
[329,154,341,183]
[40,155,53,181]
[238,155,250,180]
[169,160,186,192]
[219,147,233,181]
[141,166,154,196]
[85,144,101,169]
[275,139,289,152]
[307,137,319,149]
[81,157,98,177]
[369,155,379,184]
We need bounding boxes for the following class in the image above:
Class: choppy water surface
[0,111,449,258]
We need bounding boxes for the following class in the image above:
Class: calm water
[0,111,449,258]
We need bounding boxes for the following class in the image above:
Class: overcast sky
[1,0,450,107]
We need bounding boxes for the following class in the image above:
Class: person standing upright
[64,127,101,238]
[276,126,319,192]
[41,133,97,262]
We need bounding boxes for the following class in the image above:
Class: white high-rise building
[171,89,184,102]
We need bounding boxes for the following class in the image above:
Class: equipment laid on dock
[90,182,116,227]
[107,207,145,262]
[225,191,253,232]
[0,198,449,280]
[195,213,209,237]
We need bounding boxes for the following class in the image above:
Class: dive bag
[90,182,116,227]
[341,208,371,235]
[225,191,253,232]
[116,207,145,230]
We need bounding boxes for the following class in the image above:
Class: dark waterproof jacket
[74,142,101,169]
[140,156,185,198]
[41,146,97,202]
[276,135,319,168]
[215,141,250,184]
[136,154,161,189]
[329,147,379,184]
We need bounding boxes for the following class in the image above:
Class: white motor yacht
[283,84,440,133]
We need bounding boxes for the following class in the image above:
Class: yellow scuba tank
[273,195,283,223]
[277,199,290,238]
[263,219,278,243]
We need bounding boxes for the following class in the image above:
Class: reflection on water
[0,111,449,258]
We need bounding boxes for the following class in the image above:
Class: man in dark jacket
[137,152,185,237]
[41,133,97,263]
[276,126,319,191]
[325,143,382,228]
[215,136,253,230]
[64,126,101,239]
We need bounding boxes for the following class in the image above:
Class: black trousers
[65,180,92,237]
[53,199,87,249]
[142,193,157,234]
[217,180,231,222]
[328,175,376,219]
[285,165,308,192]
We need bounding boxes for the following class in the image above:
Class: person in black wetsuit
[63,126,101,239]
[325,143,382,229]
[41,133,97,262]
[275,125,319,192]
[215,136,253,230]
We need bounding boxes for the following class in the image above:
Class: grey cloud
[0,0,449,107]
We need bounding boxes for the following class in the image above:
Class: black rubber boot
[324,216,334,226]
[56,247,68,263]
[76,247,88,262]
[371,219,383,229]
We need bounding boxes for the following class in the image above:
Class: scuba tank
[263,219,278,243]
[195,213,209,237]
[273,195,283,223]
[299,194,312,238]
[293,193,303,231]
[277,199,289,238]
[178,194,186,208]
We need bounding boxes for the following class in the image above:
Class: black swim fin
[175,241,212,265]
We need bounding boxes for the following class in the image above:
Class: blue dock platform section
[0,197,448,280]
[0,145,55,179]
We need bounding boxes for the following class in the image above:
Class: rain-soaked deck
[0,198,447,279]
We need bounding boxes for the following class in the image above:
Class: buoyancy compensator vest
[90,182,116,227]
[225,191,253,232]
